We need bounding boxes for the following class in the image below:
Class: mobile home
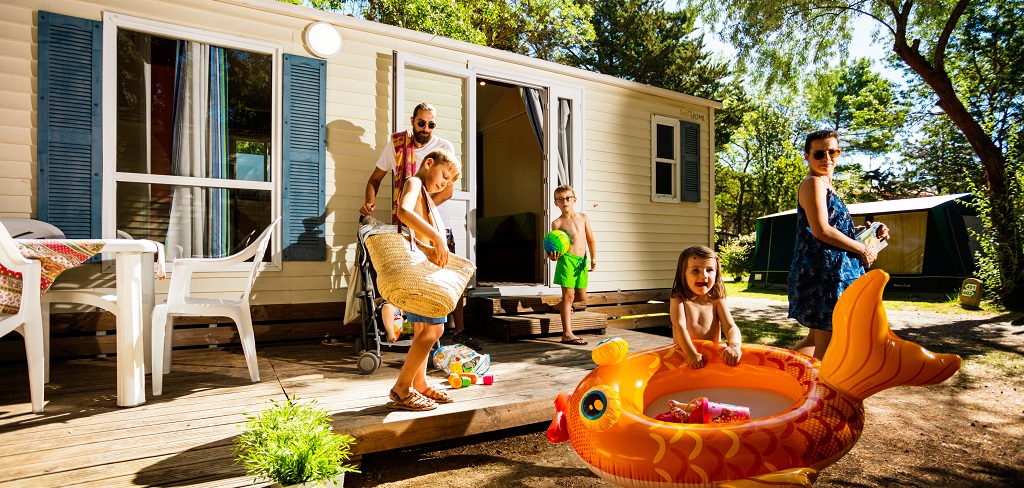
[1,0,720,354]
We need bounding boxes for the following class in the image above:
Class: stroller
[353,216,441,374]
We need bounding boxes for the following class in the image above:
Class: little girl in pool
[670,245,743,369]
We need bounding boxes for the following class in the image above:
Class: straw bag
[364,184,475,319]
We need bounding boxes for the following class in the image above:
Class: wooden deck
[0,328,668,487]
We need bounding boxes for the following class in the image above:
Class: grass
[725,280,1001,314]
[966,350,1024,377]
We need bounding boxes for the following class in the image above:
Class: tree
[701,0,1024,308]
[804,58,908,156]
[568,0,744,148]
[716,99,805,235]
[299,0,596,61]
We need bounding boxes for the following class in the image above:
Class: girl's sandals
[386,387,436,411]
[419,384,454,404]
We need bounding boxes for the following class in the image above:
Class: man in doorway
[360,103,482,350]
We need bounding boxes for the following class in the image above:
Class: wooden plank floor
[0,328,668,487]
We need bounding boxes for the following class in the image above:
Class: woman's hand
[860,242,878,268]
[874,221,890,241]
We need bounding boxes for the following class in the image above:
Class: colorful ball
[543,230,571,254]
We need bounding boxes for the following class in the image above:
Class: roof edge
[216,0,723,109]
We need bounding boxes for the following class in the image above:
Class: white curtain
[557,98,571,186]
[209,46,229,258]
[166,41,208,260]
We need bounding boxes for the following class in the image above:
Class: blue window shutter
[282,54,327,261]
[37,11,102,239]
[680,121,700,202]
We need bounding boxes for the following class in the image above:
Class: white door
[545,85,584,287]
[394,53,476,269]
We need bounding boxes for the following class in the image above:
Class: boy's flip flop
[560,338,588,345]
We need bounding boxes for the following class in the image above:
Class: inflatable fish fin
[717,467,816,487]
[546,392,571,443]
[821,270,962,400]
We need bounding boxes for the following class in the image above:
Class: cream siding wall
[1,0,719,305]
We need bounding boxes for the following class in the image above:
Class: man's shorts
[554,252,588,290]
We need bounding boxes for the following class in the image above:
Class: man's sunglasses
[416,120,436,129]
[811,149,841,160]
[554,196,576,203]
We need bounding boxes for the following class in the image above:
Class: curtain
[208,46,229,257]
[557,98,571,186]
[521,87,545,153]
[166,41,207,260]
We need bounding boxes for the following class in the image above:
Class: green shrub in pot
[234,398,359,487]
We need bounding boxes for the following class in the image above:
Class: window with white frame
[651,115,700,203]
[652,115,680,203]
[108,18,278,261]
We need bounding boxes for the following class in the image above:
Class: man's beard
[414,130,431,145]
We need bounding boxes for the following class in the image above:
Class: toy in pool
[547,270,961,487]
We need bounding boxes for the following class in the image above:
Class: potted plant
[234,398,359,488]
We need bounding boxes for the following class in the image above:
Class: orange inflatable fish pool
[547,270,961,487]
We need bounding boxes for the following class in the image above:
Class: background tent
[751,193,982,294]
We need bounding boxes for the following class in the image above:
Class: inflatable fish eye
[579,385,620,432]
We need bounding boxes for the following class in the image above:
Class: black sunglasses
[416,120,436,129]
[811,149,841,160]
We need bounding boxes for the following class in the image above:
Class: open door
[545,86,584,288]
[470,66,583,290]
[394,52,476,277]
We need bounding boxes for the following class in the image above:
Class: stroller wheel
[357,351,381,375]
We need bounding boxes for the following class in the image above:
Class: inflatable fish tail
[820,269,962,400]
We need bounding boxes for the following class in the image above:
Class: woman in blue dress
[788,130,889,359]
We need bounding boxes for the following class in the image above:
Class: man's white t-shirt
[375,132,457,229]
[374,132,455,173]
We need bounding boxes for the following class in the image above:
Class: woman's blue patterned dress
[787,188,865,331]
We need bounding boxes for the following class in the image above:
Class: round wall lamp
[303,22,343,59]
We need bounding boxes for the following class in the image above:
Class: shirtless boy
[547,185,597,345]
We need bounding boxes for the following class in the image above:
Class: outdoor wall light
[303,22,343,59]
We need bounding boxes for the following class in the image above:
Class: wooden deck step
[468,289,670,316]
[480,311,607,342]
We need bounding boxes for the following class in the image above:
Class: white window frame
[101,12,283,268]
[651,114,680,203]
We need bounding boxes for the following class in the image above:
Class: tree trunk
[894,36,1023,310]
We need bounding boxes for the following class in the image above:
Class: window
[41,12,324,262]
[651,115,700,203]
[106,16,280,260]
[651,115,679,202]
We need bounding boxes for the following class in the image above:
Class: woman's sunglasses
[811,149,841,160]
[416,120,436,129]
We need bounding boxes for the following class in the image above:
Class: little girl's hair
[671,245,727,301]
[422,148,461,182]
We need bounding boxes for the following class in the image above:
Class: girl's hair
[422,148,461,182]
[671,245,726,300]
[804,130,840,154]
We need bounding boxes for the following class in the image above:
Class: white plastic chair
[0,221,46,412]
[151,218,279,396]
